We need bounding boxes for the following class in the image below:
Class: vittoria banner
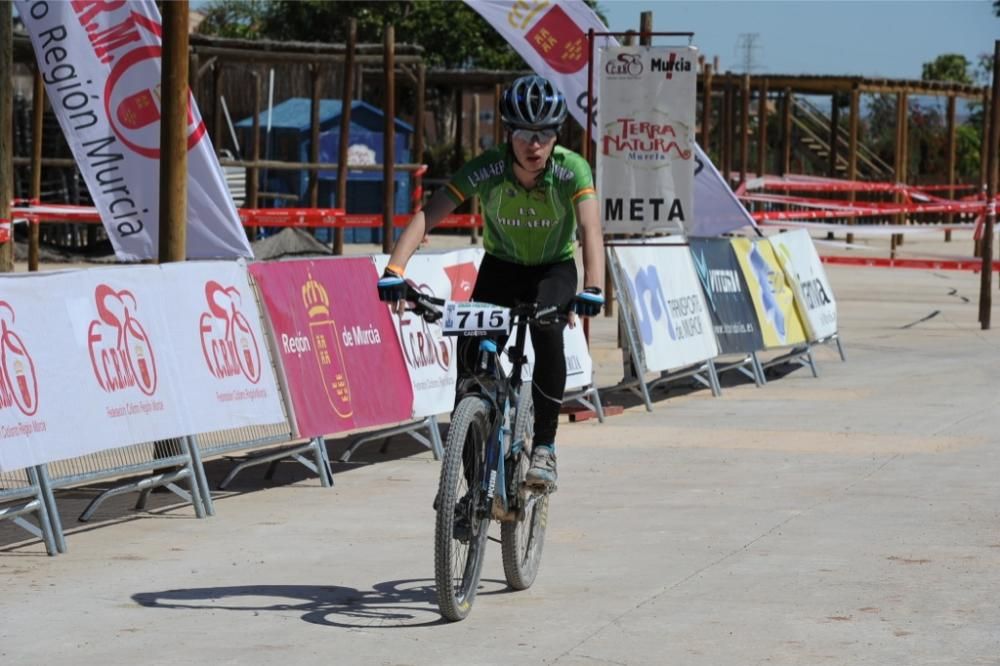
[689,238,764,355]
[374,250,483,419]
[730,238,808,349]
[249,258,413,439]
[611,243,719,373]
[768,230,838,342]
[158,261,285,432]
[17,0,252,261]
[598,46,698,235]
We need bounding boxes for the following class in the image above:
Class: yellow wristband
[386,263,405,277]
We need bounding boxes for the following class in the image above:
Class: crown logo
[302,271,330,318]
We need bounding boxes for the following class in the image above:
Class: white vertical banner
[158,261,286,431]
[598,46,698,235]
[613,243,719,373]
[768,230,839,341]
[16,0,253,261]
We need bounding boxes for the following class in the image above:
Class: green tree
[921,54,972,85]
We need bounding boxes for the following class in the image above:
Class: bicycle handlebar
[402,283,566,327]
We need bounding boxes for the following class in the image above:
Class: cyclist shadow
[132,578,510,628]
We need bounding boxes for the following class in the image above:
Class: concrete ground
[2,228,999,665]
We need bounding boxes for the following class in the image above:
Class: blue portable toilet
[235,98,414,243]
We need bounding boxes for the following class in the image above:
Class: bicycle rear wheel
[435,396,491,621]
[501,388,548,590]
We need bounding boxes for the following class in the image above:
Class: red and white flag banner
[16,0,252,261]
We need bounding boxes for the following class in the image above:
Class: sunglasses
[511,128,558,144]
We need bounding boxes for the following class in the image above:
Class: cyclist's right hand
[377,266,407,304]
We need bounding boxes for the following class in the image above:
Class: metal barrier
[193,421,333,517]
[45,437,206,523]
[0,467,60,555]
[339,416,444,463]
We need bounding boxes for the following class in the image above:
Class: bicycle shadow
[132,578,510,628]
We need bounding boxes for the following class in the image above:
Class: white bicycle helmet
[499,75,568,131]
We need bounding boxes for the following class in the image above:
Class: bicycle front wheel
[435,396,491,621]
[501,388,548,590]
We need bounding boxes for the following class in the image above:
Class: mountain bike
[405,285,556,622]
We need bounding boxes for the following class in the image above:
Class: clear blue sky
[600,0,997,82]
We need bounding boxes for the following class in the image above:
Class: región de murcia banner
[17,0,253,261]
[598,46,698,236]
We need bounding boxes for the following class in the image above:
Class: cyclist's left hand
[572,287,604,318]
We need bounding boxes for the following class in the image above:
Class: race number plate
[441,301,510,336]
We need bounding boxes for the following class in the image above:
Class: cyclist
[378,75,604,492]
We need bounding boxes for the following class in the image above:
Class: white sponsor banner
[498,316,594,392]
[17,0,253,262]
[375,250,484,418]
[613,243,719,373]
[158,261,285,431]
[598,46,697,235]
[768,230,838,341]
[465,0,757,237]
[0,265,189,472]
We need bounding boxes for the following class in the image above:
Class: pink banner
[250,258,413,438]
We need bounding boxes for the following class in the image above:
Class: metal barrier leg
[835,335,847,361]
[218,441,327,490]
[805,346,819,378]
[427,416,444,460]
[751,352,767,386]
[81,468,196,522]
[26,467,57,556]
[180,437,208,519]
[589,387,606,423]
[35,464,66,554]
[707,359,722,397]
[186,436,215,517]
[312,437,333,488]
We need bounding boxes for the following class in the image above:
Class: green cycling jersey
[444,144,597,266]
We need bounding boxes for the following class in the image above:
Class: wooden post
[29,67,44,272]
[334,18,356,255]
[415,64,426,169]
[382,23,396,254]
[722,81,733,183]
[248,71,261,212]
[469,93,481,233]
[739,74,750,187]
[846,85,860,245]
[756,79,767,179]
[979,40,1000,329]
[640,11,653,42]
[493,83,503,148]
[829,92,840,177]
[781,88,793,176]
[0,2,13,273]
[307,64,322,209]
[892,91,908,252]
[945,94,957,243]
[701,64,713,153]
[158,0,189,264]
[212,64,224,148]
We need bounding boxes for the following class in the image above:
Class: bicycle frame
[462,309,535,522]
